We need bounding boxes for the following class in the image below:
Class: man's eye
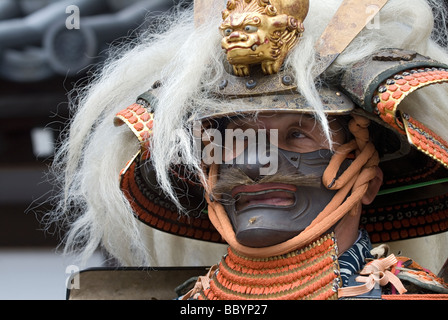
[244,25,258,33]
[224,28,233,36]
[290,131,306,139]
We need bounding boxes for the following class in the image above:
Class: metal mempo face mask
[215,142,351,248]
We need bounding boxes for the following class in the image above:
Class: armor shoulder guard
[340,48,448,113]
[114,89,158,159]
[340,48,448,169]
[114,104,154,152]
[339,247,448,300]
[392,256,448,295]
[113,88,222,243]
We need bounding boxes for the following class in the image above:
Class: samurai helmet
[116,0,448,252]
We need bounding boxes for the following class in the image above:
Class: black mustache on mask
[212,165,321,198]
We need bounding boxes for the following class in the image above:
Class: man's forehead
[225,112,318,126]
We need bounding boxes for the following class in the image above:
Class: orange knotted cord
[337,254,407,298]
[204,114,380,258]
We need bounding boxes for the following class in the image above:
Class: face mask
[216,141,351,248]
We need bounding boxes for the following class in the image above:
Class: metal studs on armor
[373,95,381,105]
[378,85,387,93]
[245,79,257,89]
[281,75,293,86]
[386,79,395,85]
[218,79,228,90]
[332,278,341,292]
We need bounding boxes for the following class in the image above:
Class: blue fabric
[338,229,374,287]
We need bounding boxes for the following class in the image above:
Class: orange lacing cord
[218,255,335,288]
[181,234,340,300]
[188,234,340,300]
[220,242,335,286]
[224,236,334,272]
[204,266,337,300]
[204,114,380,258]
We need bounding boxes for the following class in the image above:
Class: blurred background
[1,0,447,300]
[0,0,190,300]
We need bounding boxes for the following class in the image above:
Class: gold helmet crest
[220,0,309,76]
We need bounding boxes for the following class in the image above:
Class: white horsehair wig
[46,0,448,266]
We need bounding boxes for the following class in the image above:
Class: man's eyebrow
[284,114,316,125]
[227,113,319,127]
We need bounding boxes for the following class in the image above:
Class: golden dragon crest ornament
[220,0,309,76]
